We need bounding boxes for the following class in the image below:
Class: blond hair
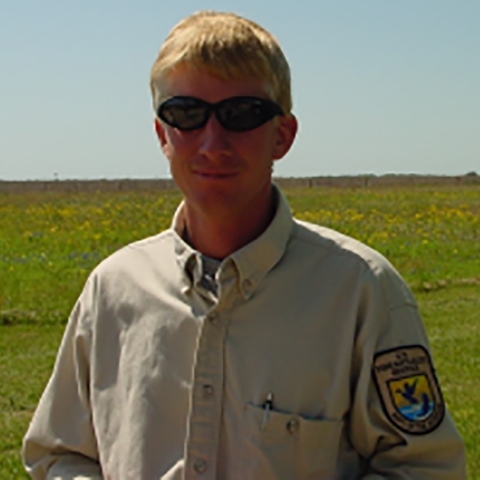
[150,11,292,114]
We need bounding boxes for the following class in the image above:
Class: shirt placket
[183,266,236,480]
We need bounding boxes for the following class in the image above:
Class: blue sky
[1,0,479,180]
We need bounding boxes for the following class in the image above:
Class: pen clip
[261,391,274,431]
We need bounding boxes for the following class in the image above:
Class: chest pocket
[241,403,343,480]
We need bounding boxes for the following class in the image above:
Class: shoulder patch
[373,345,445,435]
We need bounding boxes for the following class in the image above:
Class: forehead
[164,66,269,102]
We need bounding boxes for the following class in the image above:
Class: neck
[182,190,276,259]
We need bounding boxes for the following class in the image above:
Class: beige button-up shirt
[23,188,465,479]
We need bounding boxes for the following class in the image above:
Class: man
[23,10,465,479]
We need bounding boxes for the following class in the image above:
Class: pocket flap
[244,403,343,448]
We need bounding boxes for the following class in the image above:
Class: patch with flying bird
[373,345,445,435]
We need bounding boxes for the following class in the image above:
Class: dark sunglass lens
[218,98,281,131]
[159,98,208,130]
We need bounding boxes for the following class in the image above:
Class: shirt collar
[171,184,294,297]
[171,207,200,293]
[230,186,293,298]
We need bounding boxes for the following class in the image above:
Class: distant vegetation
[0,173,479,194]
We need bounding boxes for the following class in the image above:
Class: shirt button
[202,384,214,398]
[193,458,207,474]
[286,418,299,434]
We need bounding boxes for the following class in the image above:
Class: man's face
[154,66,297,221]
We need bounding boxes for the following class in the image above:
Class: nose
[198,114,231,161]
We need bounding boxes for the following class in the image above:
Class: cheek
[243,130,276,157]
[162,131,196,161]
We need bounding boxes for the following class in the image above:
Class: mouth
[193,170,238,179]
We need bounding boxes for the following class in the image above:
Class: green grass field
[1,185,479,478]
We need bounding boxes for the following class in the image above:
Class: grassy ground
[1,185,479,477]
[0,325,64,479]
[418,286,480,476]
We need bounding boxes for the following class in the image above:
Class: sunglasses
[157,96,283,132]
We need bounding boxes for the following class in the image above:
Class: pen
[261,391,274,430]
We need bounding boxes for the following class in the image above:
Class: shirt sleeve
[22,277,104,480]
[349,267,466,479]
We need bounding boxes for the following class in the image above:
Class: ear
[154,118,167,147]
[272,114,298,161]
[154,117,173,160]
